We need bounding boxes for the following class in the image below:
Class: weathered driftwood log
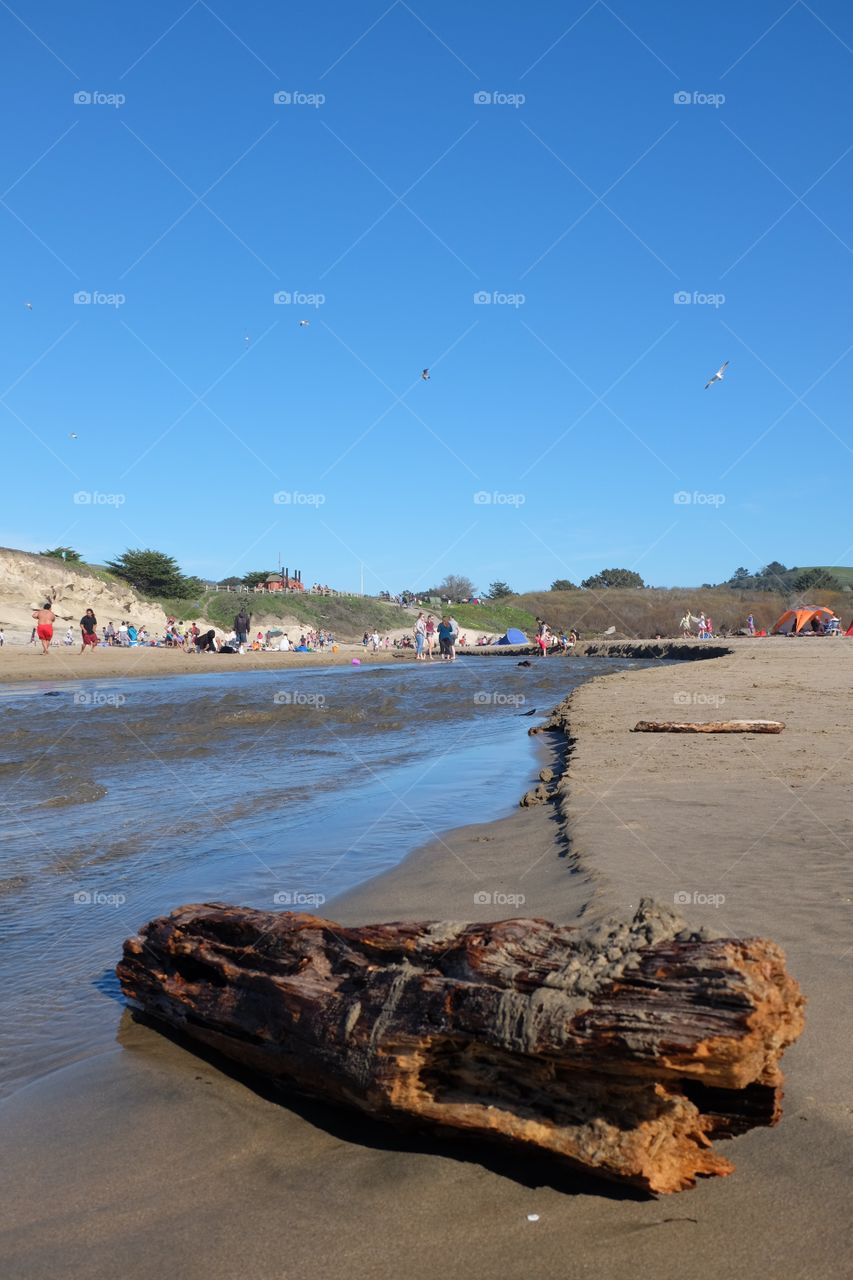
[633,719,785,734]
[117,900,804,1195]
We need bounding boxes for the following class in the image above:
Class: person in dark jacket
[234,609,250,645]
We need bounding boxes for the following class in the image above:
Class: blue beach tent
[498,628,528,645]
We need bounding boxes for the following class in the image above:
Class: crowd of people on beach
[25,603,339,656]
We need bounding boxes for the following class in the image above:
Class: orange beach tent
[773,606,834,635]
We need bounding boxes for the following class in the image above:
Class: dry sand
[2,638,852,1279]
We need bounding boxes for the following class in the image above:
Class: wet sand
[0,643,407,683]
[2,639,852,1279]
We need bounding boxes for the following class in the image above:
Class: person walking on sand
[79,609,98,653]
[414,611,426,660]
[32,602,56,654]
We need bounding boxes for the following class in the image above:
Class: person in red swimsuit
[32,602,56,655]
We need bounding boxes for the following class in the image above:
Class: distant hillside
[798,566,853,588]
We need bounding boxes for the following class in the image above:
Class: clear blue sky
[3,1,853,593]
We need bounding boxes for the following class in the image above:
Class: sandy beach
[0,642,412,683]
[2,639,852,1279]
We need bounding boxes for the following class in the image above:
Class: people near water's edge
[437,615,455,661]
[32,602,55,655]
[414,611,426,660]
[80,609,98,654]
[425,614,436,660]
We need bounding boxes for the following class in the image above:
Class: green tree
[550,578,577,591]
[581,568,645,590]
[107,549,192,597]
[488,581,513,599]
[40,546,82,563]
[218,576,245,588]
[729,566,752,586]
[791,568,841,593]
[242,570,274,589]
[428,574,477,601]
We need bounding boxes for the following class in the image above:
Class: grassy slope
[799,566,853,587]
[155,591,413,638]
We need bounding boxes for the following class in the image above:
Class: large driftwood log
[633,719,785,734]
[117,900,804,1194]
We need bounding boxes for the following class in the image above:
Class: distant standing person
[234,608,250,647]
[32,602,56,655]
[448,614,459,661]
[414,611,426,660]
[79,609,98,654]
[425,614,436,660]
[747,614,755,636]
[437,616,454,661]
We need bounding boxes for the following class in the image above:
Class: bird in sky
[299,319,310,327]
[704,360,729,390]
[421,368,430,381]
[68,433,78,439]
[24,301,33,310]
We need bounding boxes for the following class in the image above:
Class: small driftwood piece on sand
[633,719,785,734]
[118,901,804,1194]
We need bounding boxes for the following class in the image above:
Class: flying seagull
[68,432,78,439]
[298,319,310,327]
[421,368,430,381]
[704,360,729,390]
[24,302,33,311]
